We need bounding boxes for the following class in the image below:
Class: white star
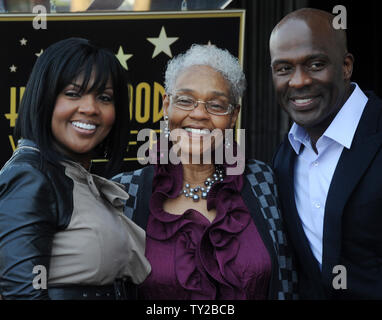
[115,46,133,70]
[147,26,179,58]
[20,38,27,46]
[10,65,17,72]
[35,49,43,57]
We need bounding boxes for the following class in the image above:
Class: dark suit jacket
[273,92,382,299]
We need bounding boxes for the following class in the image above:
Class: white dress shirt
[288,83,368,268]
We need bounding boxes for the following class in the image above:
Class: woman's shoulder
[111,166,154,222]
[0,149,59,223]
[0,149,76,232]
[112,165,154,186]
[245,159,275,179]
[1,143,67,184]
[0,143,72,208]
[0,147,45,180]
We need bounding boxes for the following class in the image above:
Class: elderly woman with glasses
[113,44,298,300]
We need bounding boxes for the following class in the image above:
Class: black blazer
[0,139,73,299]
[273,92,382,299]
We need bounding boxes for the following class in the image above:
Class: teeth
[294,98,313,104]
[72,121,96,130]
[185,128,210,135]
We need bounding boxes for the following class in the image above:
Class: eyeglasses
[168,93,236,116]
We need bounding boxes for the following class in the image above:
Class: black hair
[14,37,130,178]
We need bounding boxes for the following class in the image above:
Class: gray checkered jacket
[112,159,299,299]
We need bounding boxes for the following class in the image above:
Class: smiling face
[270,14,353,139]
[163,65,239,162]
[51,71,115,166]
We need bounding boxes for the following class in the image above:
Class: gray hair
[164,44,246,104]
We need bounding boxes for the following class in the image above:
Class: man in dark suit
[270,8,382,299]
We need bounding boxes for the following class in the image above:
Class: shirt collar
[288,83,368,154]
[323,83,368,149]
[288,123,308,155]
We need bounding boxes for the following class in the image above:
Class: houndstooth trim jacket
[112,159,299,300]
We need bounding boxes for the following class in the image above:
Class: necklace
[180,166,225,202]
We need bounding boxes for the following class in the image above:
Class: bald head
[270,8,348,57]
[268,7,354,139]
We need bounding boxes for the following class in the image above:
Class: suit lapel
[133,165,154,230]
[240,177,280,299]
[276,142,323,280]
[322,94,382,290]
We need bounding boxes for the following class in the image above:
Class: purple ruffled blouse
[138,163,271,300]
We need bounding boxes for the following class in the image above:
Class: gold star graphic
[20,38,27,46]
[10,65,17,72]
[115,46,133,70]
[147,26,179,59]
[35,49,43,57]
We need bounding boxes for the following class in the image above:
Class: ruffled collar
[147,162,253,299]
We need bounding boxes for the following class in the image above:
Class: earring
[164,115,170,138]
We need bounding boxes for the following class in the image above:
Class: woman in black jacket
[0,38,151,300]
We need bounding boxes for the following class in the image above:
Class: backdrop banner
[1,10,244,173]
